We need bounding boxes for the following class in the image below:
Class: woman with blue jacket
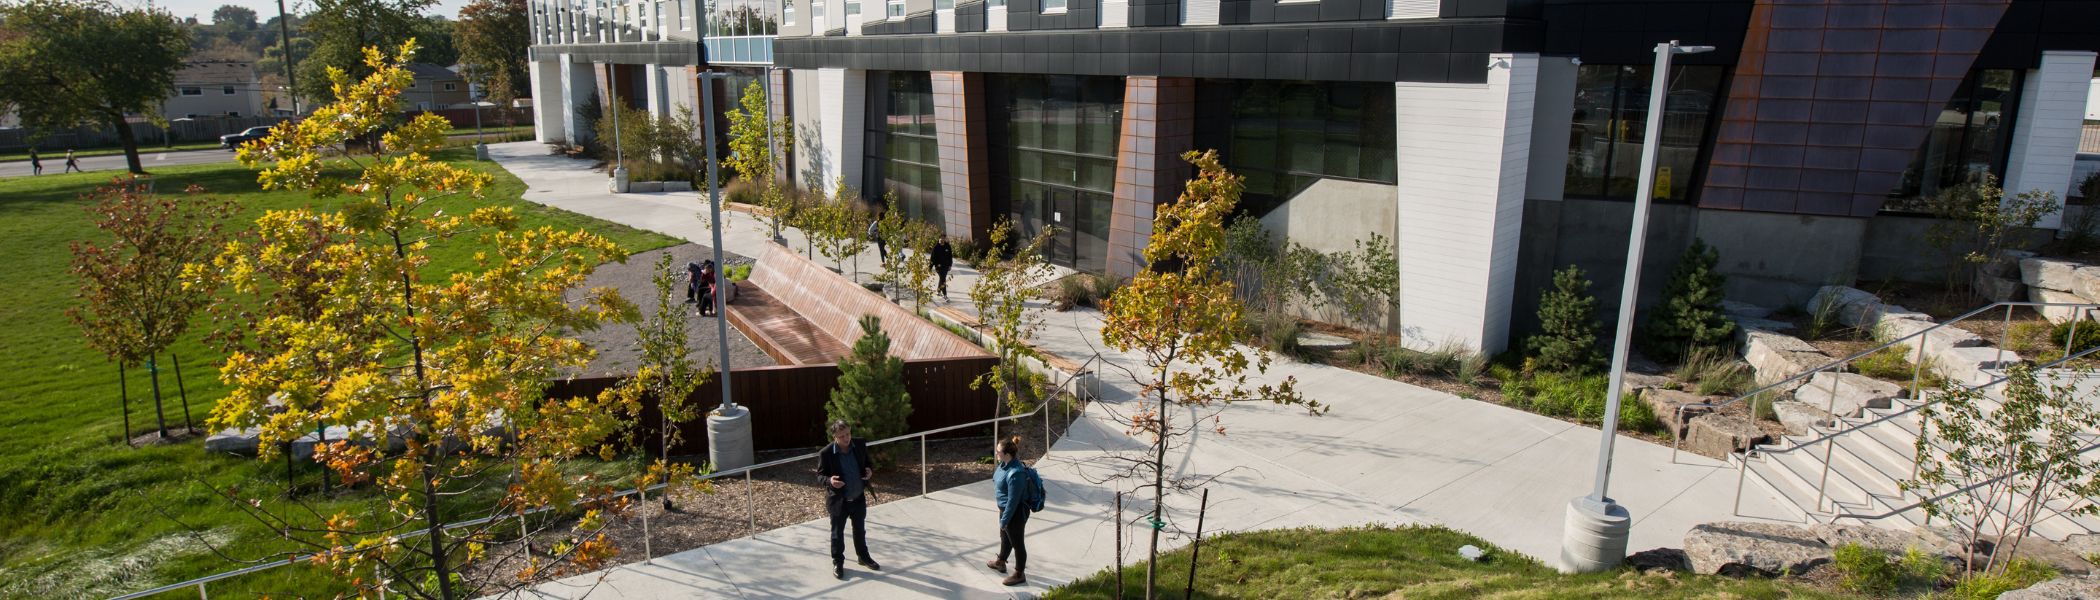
[985,435,1035,586]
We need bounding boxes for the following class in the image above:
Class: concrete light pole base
[707,405,754,471]
[611,166,631,193]
[1559,496,1631,573]
[474,142,490,161]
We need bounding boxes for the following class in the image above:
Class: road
[0,147,240,178]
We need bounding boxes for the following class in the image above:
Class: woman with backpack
[986,435,1042,586]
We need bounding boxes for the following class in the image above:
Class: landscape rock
[2074,267,2100,304]
[2022,257,2085,292]
[1810,286,1885,328]
[1683,521,1832,576]
[1985,536,2096,576]
[1938,346,2022,386]
[1723,300,1773,319]
[1641,388,1710,438]
[1992,249,2039,278]
[289,425,354,460]
[2058,533,2100,561]
[1731,315,1795,332]
[1975,268,2028,303]
[2031,287,2096,323]
[1809,523,1962,559]
[662,181,694,192]
[1793,372,1903,417]
[1625,547,1691,572]
[1620,372,1676,398]
[204,428,262,456]
[1741,329,1827,392]
[1684,414,1767,458]
[1296,331,1353,352]
[1770,400,1833,435]
[1999,575,2100,600]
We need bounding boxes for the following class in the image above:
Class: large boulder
[1985,536,2097,576]
[1793,372,1903,417]
[2022,257,2085,292]
[289,425,354,460]
[1641,388,1710,438]
[2000,576,2100,600]
[1975,267,2028,303]
[1683,521,1833,576]
[1880,319,1984,365]
[2032,287,2095,323]
[1991,249,2039,278]
[1741,329,1827,392]
[1770,400,1833,436]
[204,428,262,456]
[1620,372,1677,398]
[1723,300,1774,320]
[1809,523,1962,559]
[1810,286,1886,328]
[1684,413,1767,458]
[1938,346,2022,386]
[2074,267,2100,304]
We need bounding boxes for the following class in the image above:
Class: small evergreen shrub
[826,315,913,463]
[1525,264,1604,374]
[1642,238,1736,361]
[2051,318,2100,359]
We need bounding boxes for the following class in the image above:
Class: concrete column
[560,54,596,144]
[2005,50,2099,231]
[647,63,670,118]
[770,69,793,183]
[815,68,866,192]
[1393,53,1537,355]
[1107,76,1196,278]
[932,71,992,241]
[1524,56,1578,202]
[530,58,563,143]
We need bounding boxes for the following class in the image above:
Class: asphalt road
[0,147,240,178]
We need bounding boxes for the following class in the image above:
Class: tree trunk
[173,353,194,433]
[108,111,145,175]
[119,363,133,447]
[148,356,168,439]
[424,460,456,600]
[1145,387,1167,600]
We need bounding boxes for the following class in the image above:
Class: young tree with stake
[970,219,1056,430]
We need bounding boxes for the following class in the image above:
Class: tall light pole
[1559,40,1712,574]
[698,70,753,471]
[275,0,298,115]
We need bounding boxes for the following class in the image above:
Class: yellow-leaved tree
[1096,150,1324,600]
[192,41,638,599]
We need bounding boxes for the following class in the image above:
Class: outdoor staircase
[1737,377,2100,541]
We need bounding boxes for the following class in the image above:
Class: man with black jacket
[818,420,880,579]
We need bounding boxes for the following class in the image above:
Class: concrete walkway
[486,142,1796,599]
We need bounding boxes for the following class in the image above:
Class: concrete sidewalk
[487,142,1796,599]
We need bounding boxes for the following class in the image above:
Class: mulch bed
[569,243,775,377]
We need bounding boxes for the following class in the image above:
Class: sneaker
[985,559,1006,573]
[858,558,882,571]
[833,565,844,580]
[1002,572,1026,586]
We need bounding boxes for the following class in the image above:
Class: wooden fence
[546,355,1001,456]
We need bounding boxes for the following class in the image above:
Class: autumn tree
[871,194,940,308]
[1095,150,1322,600]
[970,218,1055,440]
[455,0,528,106]
[724,80,797,241]
[0,0,191,174]
[807,179,871,276]
[197,42,637,599]
[70,178,234,444]
[296,0,434,103]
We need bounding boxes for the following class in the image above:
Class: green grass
[0,148,678,597]
[1048,525,1862,599]
[0,142,227,163]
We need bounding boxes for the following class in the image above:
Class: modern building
[166,60,264,119]
[529,0,2100,355]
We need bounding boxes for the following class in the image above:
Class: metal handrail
[111,353,1102,600]
[1673,301,2100,461]
[1830,439,2100,522]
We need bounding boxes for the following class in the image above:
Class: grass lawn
[0,142,227,163]
[0,148,680,597]
[1047,525,1863,600]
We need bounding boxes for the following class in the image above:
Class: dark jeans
[830,495,872,566]
[997,512,1030,572]
[936,268,950,295]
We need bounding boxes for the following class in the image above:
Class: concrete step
[1757,445,1878,515]
[1741,454,1829,524]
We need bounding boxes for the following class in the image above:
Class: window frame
[1040,0,1064,12]
[180,87,203,96]
[1560,63,1727,204]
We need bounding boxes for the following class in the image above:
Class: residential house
[406,63,475,109]
[166,60,264,119]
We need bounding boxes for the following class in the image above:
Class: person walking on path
[28,148,41,175]
[930,238,954,300]
[698,260,719,317]
[867,219,887,261]
[818,420,880,580]
[63,149,81,173]
[986,435,1043,586]
[685,261,705,305]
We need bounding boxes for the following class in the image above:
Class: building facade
[166,61,265,119]
[529,0,2100,355]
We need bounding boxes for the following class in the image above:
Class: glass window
[1559,64,1725,202]
[847,0,858,15]
[989,0,1003,8]
[887,0,903,18]
[784,1,794,25]
[863,72,945,231]
[987,74,1124,271]
[1043,0,1065,11]
[813,0,825,23]
[1194,80,1399,217]
[1888,68,2024,204]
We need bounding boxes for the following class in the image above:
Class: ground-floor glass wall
[862,71,944,229]
[987,74,1123,273]
[1194,79,1398,217]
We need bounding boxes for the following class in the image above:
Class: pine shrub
[1642,238,1736,361]
[826,315,913,462]
[1526,264,1604,374]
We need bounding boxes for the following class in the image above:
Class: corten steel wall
[1700,0,2011,217]
[545,355,1002,456]
[747,244,992,360]
[1107,76,1196,278]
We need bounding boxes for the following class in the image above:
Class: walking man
[986,435,1043,586]
[63,149,81,173]
[867,218,887,261]
[28,148,41,175]
[930,237,954,300]
[818,420,880,580]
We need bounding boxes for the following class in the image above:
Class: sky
[113,0,474,24]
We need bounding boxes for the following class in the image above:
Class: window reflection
[1887,69,2021,206]
[1193,80,1396,218]
[1562,64,1724,202]
[863,72,945,231]
[989,74,1123,273]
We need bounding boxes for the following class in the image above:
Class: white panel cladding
[646,63,669,118]
[791,69,826,187]
[1393,54,1537,355]
[530,59,563,143]
[988,5,1007,32]
[2004,51,2098,230]
[816,68,867,190]
[1389,0,1435,19]
[1183,0,1218,26]
[938,7,955,32]
[560,55,596,144]
[1101,0,1127,27]
[848,8,864,35]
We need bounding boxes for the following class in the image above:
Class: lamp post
[698,70,753,471]
[1559,39,1712,574]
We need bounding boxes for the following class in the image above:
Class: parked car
[220,126,271,150]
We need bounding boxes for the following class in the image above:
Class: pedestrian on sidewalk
[63,149,81,173]
[685,261,704,305]
[930,238,954,299]
[698,260,719,316]
[819,420,880,580]
[986,435,1044,586]
[867,219,887,261]
[28,148,41,175]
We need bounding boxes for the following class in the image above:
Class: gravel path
[572,243,775,377]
